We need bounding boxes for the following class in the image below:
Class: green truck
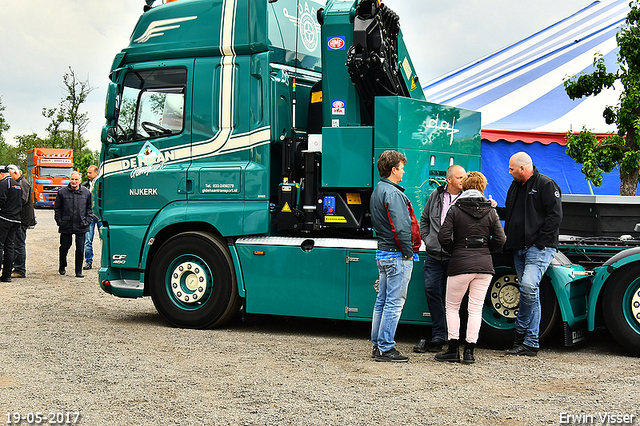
[96,0,640,356]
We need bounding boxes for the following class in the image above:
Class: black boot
[463,342,475,364]
[434,339,460,363]
[513,331,525,348]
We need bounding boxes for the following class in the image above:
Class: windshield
[39,167,73,178]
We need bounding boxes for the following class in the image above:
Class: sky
[0,0,597,152]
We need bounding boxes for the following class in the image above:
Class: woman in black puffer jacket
[436,172,506,364]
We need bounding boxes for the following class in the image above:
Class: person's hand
[488,194,498,208]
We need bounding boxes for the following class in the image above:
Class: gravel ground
[0,209,638,426]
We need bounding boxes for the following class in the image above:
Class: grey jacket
[420,184,454,261]
[370,178,420,258]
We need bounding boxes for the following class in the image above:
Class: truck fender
[587,247,640,330]
[139,200,249,298]
[228,245,246,298]
[139,201,188,272]
[544,262,589,336]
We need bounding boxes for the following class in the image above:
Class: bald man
[496,152,562,356]
[414,164,466,354]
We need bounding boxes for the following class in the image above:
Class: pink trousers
[445,273,493,344]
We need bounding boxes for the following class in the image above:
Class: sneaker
[371,346,381,359]
[11,272,25,278]
[505,344,538,357]
[59,268,66,276]
[76,273,84,278]
[0,276,11,283]
[83,263,92,270]
[375,348,409,363]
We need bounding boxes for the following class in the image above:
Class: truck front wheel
[480,267,559,348]
[602,266,640,357]
[149,232,241,329]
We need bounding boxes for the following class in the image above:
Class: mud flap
[563,321,588,346]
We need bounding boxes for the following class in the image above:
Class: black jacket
[497,167,563,249]
[438,190,506,276]
[54,184,93,234]
[16,176,36,227]
[0,176,23,223]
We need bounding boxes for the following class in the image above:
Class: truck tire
[149,232,241,329]
[480,266,560,348]
[602,266,640,357]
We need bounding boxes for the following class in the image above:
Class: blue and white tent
[422,0,635,202]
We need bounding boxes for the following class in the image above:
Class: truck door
[100,61,193,267]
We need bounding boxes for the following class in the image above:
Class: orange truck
[26,148,74,207]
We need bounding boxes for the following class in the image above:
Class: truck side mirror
[101,125,118,145]
[105,82,120,122]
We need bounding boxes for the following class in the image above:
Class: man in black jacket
[0,166,23,282]
[7,165,36,278]
[496,152,563,357]
[54,171,93,278]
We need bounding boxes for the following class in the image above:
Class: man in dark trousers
[0,166,23,283]
[496,152,563,357]
[413,164,466,353]
[7,165,36,278]
[54,171,93,278]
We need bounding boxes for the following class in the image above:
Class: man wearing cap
[0,166,23,282]
[54,171,93,278]
[7,165,36,278]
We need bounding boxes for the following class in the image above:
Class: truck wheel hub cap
[632,288,640,324]
[490,275,519,319]
[171,262,207,304]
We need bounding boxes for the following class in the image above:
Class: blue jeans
[371,257,413,353]
[12,225,28,275]
[84,216,101,265]
[513,246,556,348]
[423,255,450,341]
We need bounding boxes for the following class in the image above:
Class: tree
[0,96,9,145]
[59,66,95,156]
[75,148,99,181]
[564,1,640,195]
[42,107,66,148]
[13,133,47,171]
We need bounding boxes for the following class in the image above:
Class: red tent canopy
[481,129,614,146]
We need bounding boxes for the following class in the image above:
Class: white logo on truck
[283,2,321,52]
[414,114,460,146]
[118,142,176,179]
[134,16,198,44]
